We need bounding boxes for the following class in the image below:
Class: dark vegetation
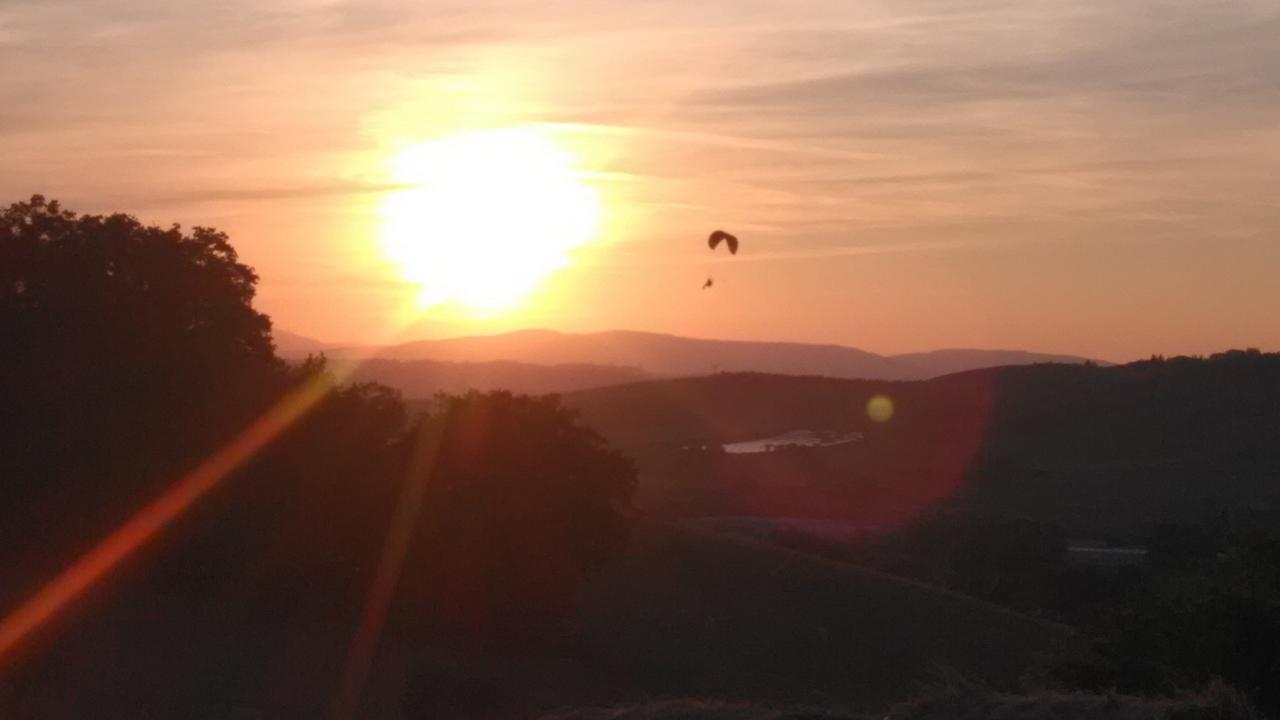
[2,195,1277,717]
[567,520,1060,709]
[546,680,1259,720]
[0,197,635,715]
[563,355,1280,533]
[562,358,1280,714]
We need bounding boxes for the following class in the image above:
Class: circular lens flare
[380,127,601,311]
[867,394,895,423]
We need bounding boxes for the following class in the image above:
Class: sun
[379,127,601,311]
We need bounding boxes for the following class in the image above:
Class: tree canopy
[401,391,636,643]
[0,195,637,653]
[1,195,282,487]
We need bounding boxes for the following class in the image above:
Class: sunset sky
[3,0,1277,360]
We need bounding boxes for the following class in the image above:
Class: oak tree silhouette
[0,195,292,583]
[1,196,637,653]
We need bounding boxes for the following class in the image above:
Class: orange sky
[3,0,1278,361]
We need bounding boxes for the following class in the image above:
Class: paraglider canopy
[708,230,738,254]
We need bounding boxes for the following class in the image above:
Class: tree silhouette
[0,196,638,654]
[398,391,637,646]
[0,195,293,591]
[2,195,280,478]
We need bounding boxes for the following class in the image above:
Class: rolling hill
[272,328,344,357]
[561,351,1280,535]
[894,348,1103,378]
[274,328,1103,395]
[364,329,915,379]
[345,358,650,397]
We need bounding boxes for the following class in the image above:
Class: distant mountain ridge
[375,329,915,379]
[273,328,1103,396]
[272,329,339,357]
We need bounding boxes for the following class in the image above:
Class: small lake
[722,429,862,454]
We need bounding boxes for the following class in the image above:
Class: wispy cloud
[3,0,1279,355]
[146,180,414,206]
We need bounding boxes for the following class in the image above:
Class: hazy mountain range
[274,328,1102,397]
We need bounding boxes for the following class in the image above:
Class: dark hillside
[893,349,1104,379]
[562,352,1280,534]
[0,518,1064,717]
[567,519,1065,709]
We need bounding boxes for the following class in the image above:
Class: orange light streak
[0,373,334,662]
[328,420,444,720]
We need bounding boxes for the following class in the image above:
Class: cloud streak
[3,0,1278,356]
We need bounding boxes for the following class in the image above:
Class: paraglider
[708,229,738,254]
[701,230,739,290]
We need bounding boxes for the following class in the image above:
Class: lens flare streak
[0,376,335,663]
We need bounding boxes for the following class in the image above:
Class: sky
[2,0,1278,361]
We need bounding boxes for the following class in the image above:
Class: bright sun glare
[380,127,601,312]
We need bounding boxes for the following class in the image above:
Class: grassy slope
[566,519,1066,710]
[4,518,1064,717]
